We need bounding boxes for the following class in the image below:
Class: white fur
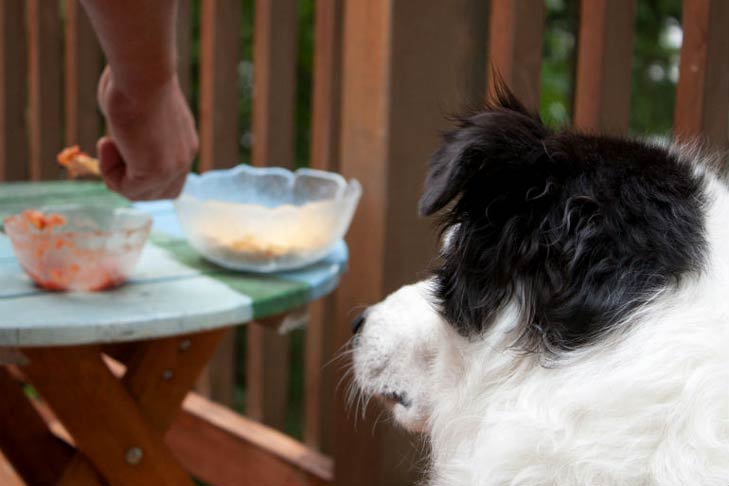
[352,170,729,484]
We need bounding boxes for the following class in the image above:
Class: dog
[350,85,729,485]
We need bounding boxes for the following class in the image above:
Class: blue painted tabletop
[0,181,348,347]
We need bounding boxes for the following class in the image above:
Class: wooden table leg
[122,329,228,432]
[0,450,23,486]
[0,367,77,484]
[21,328,228,486]
[22,345,193,486]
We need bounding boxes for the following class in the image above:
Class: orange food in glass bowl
[3,205,151,291]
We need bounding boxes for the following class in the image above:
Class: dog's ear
[419,84,550,216]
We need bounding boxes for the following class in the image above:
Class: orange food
[24,267,124,292]
[22,210,67,231]
[57,145,101,178]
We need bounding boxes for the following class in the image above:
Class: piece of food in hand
[57,145,101,178]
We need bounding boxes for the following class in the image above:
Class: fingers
[95,70,196,201]
[97,136,125,193]
[97,66,113,116]
[162,171,188,199]
[97,136,189,201]
[137,171,188,201]
[97,136,159,200]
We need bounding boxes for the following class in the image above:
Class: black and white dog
[351,86,729,485]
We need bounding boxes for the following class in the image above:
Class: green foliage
[540,0,682,135]
[540,0,579,128]
[295,0,315,168]
[630,0,682,135]
[189,0,314,168]
[238,0,314,168]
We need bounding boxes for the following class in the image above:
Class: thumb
[97,136,125,192]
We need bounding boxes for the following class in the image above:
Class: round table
[0,181,347,486]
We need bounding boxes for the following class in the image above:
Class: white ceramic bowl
[174,165,361,272]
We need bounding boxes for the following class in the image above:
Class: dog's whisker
[323,341,356,371]
[371,408,387,436]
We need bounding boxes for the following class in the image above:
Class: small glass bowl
[3,205,151,291]
[174,165,361,272]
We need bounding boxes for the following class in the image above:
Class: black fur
[421,85,707,352]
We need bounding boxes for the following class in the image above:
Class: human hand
[96,66,198,200]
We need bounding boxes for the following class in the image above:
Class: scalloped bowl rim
[173,165,361,272]
[179,164,361,205]
[4,204,152,236]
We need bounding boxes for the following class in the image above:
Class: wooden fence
[1,0,728,485]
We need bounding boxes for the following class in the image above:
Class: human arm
[80,0,198,200]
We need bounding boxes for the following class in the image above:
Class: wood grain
[23,346,194,486]
[334,1,488,484]
[309,0,343,172]
[0,0,28,181]
[251,0,298,168]
[122,329,228,432]
[304,297,337,452]
[27,0,63,180]
[486,0,546,111]
[168,392,333,486]
[305,1,343,451]
[674,0,729,148]
[64,0,102,153]
[195,329,236,405]
[246,0,299,430]
[246,319,290,431]
[574,0,636,134]
[176,0,193,101]
[196,0,242,405]
[198,0,240,172]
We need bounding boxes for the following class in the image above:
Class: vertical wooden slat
[573,0,636,135]
[333,3,410,482]
[199,0,240,172]
[195,330,236,406]
[674,0,729,148]
[27,0,63,180]
[246,321,290,431]
[309,0,343,172]
[486,0,546,112]
[64,0,102,154]
[246,0,298,432]
[304,0,344,454]
[197,0,241,406]
[251,0,298,168]
[176,0,193,101]
[0,0,28,182]
[333,1,488,484]
[304,298,336,452]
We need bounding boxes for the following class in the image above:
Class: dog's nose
[351,312,367,335]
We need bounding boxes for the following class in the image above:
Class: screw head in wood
[125,447,143,465]
[179,339,192,351]
[162,369,174,381]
